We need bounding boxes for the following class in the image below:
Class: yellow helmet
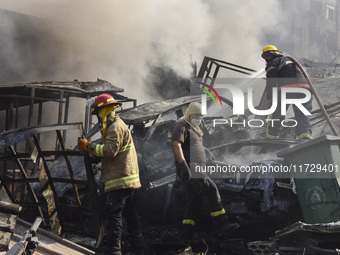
[261,45,282,58]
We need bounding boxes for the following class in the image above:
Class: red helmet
[91,93,121,115]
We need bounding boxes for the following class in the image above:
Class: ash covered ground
[302,59,340,136]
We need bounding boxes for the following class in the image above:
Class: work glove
[178,160,191,184]
[77,137,89,150]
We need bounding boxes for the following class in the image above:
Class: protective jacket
[265,55,309,99]
[264,55,313,140]
[87,112,141,192]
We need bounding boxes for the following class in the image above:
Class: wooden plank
[0,231,12,251]
[0,213,17,231]
[0,201,21,215]
[0,213,19,251]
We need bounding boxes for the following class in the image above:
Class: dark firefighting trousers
[98,189,142,255]
[179,172,228,234]
[266,90,313,140]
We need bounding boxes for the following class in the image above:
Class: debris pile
[1,59,340,254]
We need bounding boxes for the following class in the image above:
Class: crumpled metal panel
[120,95,201,125]
[31,155,88,198]
[0,123,82,150]
[0,79,123,94]
[0,79,124,111]
[273,221,340,241]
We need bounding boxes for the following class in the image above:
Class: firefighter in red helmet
[78,93,146,255]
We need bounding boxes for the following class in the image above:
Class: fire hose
[287,56,340,136]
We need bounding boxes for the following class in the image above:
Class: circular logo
[306,186,326,209]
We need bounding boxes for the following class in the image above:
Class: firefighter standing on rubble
[77,93,145,255]
[262,45,313,140]
[172,102,239,239]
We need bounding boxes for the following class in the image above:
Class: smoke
[0,1,285,103]
[206,1,288,65]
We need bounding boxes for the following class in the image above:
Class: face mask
[190,118,201,127]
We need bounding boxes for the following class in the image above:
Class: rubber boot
[213,214,239,239]
[130,230,147,254]
[96,233,122,255]
[181,224,198,241]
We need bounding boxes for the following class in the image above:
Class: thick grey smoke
[0,1,285,103]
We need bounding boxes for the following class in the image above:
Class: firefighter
[77,93,145,255]
[262,45,313,140]
[172,102,239,239]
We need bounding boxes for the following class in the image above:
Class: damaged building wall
[279,0,340,62]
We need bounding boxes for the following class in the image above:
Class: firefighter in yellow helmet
[172,102,239,240]
[262,45,313,140]
[261,45,282,59]
[77,93,146,255]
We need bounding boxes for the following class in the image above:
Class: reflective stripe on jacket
[265,55,308,99]
[88,112,141,192]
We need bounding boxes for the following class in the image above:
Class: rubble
[0,58,340,254]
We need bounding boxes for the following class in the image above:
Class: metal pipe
[63,96,70,143]
[84,94,90,135]
[27,88,35,127]
[287,56,339,136]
